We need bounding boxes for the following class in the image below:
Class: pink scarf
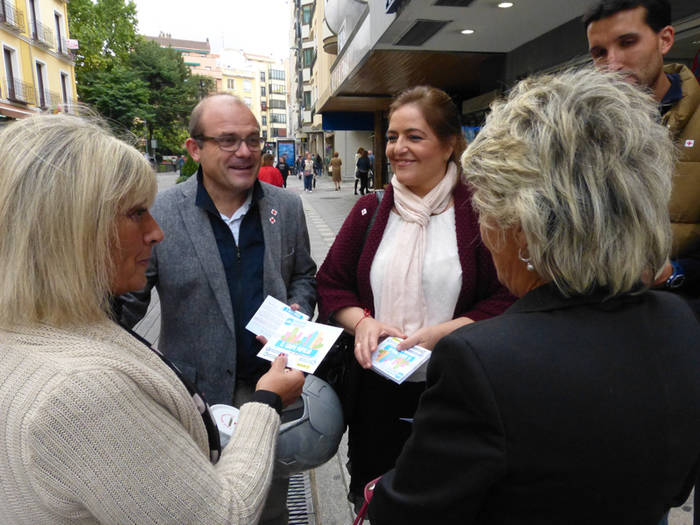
[376,162,459,334]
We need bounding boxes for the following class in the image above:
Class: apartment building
[144,33,222,92]
[0,0,77,123]
[290,0,371,177]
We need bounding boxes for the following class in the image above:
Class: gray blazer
[119,175,316,404]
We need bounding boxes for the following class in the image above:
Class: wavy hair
[462,68,674,296]
[0,113,156,327]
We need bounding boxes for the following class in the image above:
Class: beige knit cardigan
[0,320,279,524]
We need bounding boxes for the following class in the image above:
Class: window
[227,79,234,89]
[260,85,266,97]
[60,71,70,105]
[262,115,267,126]
[302,4,313,25]
[269,99,286,110]
[269,83,285,95]
[303,91,312,109]
[260,71,265,82]
[269,69,285,81]
[3,46,20,101]
[35,61,48,108]
[28,0,38,39]
[270,113,286,124]
[303,48,315,68]
[243,79,252,92]
[54,11,64,53]
[272,128,287,138]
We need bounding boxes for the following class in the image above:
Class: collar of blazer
[506,282,646,315]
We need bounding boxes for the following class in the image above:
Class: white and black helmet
[211,375,344,474]
[276,375,344,475]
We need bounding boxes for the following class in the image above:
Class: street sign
[66,39,79,50]
[151,139,158,149]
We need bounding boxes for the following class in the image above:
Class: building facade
[0,0,77,123]
[302,0,700,186]
[144,33,222,92]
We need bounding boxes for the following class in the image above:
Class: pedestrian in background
[317,85,513,513]
[296,155,303,179]
[354,147,364,195]
[258,153,284,187]
[314,153,323,190]
[356,149,371,196]
[303,152,314,192]
[176,154,185,176]
[276,154,291,188]
[330,151,342,191]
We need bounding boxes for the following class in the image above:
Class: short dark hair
[582,0,671,32]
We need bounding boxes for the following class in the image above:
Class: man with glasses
[117,93,316,525]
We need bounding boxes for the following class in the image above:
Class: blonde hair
[462,68,674,296]
[0,113,157,327]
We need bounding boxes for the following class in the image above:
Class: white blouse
[370,207,462,381]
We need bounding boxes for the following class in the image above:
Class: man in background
[585,0,700,313]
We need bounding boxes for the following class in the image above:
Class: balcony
[31,19,55,49]
[36,89,62,109]
[6,79,35,105]
[0,1,24,32]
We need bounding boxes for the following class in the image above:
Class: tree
[78,65,152,132]
[67,0,140,74]
[129,40,215,155]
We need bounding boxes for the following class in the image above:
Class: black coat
[369,284,700,525]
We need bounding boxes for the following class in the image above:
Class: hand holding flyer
[371,337,431,384]
[257,318,343,374]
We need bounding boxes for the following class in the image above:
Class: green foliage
[68,4,210,156]
[78,65,152,131]
[68,0,140,74]
[177,156,198,183]
[126,41,204,155]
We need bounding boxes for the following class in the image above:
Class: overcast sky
[132,0,292,58]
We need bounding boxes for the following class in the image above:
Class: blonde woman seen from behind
[368,68,700,525]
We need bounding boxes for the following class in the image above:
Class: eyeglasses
[194,134,265,152]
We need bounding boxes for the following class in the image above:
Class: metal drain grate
[287,471,316,524]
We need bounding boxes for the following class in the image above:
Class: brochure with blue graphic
[246,295,310,340]
[371,337,431,384]
[249,297,343,373]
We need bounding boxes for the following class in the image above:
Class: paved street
[144,169,694,525]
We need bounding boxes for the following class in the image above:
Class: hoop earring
[518,249,535,272]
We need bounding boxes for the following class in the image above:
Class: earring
[518,248,534,272]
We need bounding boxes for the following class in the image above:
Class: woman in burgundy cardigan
[316,86,513,509]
